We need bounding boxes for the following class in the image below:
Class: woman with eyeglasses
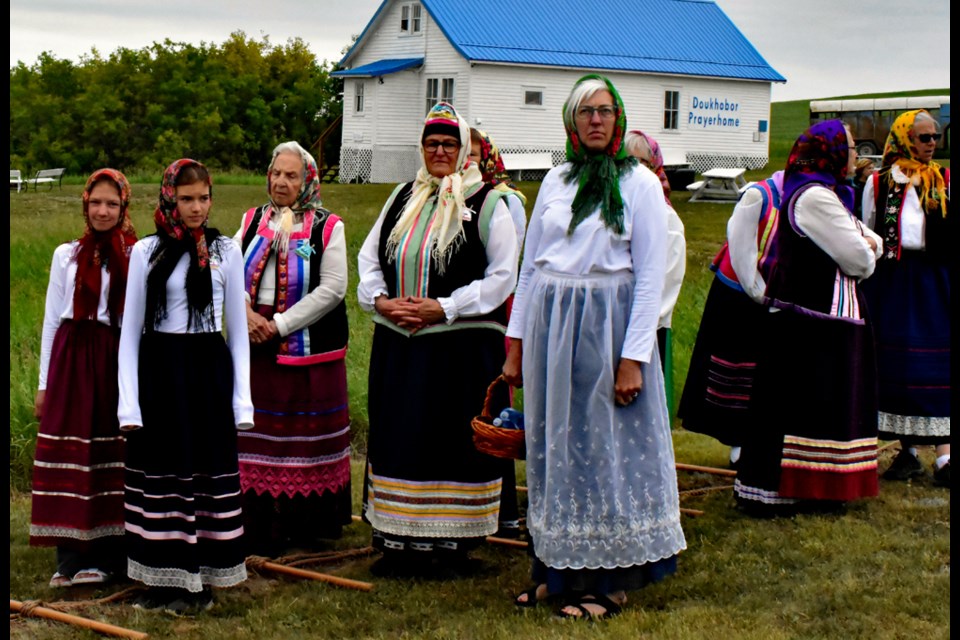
[502,75,686,620]
[357,102,519,577]
[734,120,883,517]
[861,110,950,487]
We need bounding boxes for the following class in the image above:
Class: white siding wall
[466,65,772,171]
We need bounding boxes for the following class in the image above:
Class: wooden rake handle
[10,599,148,639]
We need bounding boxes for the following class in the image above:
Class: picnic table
[687,167,751,203]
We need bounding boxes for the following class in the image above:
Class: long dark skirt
[678,278,771,446]
[861,252,950,442]
[735,306,879,506]
[238,306,353,550]
[363,324,508,546]
[124,332,247,592]
[30,320,126,562]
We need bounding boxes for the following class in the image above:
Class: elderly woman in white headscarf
[232,141,351,556]
[357,102,519,578]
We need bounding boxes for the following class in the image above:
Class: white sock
[907,447,919,458]
[729,446,742,464]
[935,454,950,470]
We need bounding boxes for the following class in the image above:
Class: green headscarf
[562,74,637,235]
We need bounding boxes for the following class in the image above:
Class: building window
[426,77,455,114]
[523,89,543,106]
[663,90,679,130]
[401,3,422,33]
[355,82,365,113]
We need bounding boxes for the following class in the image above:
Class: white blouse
[726,187,769,303]
[117,236,253,429]
[357,186,519,324]
[861,164,946,251]
[232,215,348,337]
[504,192,528,250]
[659,204,686,329]
[38,242,114,390]
[506,163,668,363]
[794,186,882,279]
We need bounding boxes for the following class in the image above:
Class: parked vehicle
[809,95,950,157]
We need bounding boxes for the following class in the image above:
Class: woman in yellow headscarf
[861,109,950,486]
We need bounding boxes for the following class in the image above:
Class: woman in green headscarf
[502,75,686,619]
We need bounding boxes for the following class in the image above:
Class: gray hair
[271,140,312,166]
[623,131,653,164]
[562,77,611,131]
[913,110,940,132]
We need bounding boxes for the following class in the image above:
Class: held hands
[614,358,643,407]
[502,339,523,388]
[246,303,277,344]
[375,295,445,333]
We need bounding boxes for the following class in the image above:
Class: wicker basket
[471,375,525,460]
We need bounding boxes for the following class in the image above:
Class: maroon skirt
[30,320,126,547]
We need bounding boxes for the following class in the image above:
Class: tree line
[9,32,344,177]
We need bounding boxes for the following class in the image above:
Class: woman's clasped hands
[375,295,445,333]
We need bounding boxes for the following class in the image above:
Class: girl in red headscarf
[31,169,137,589]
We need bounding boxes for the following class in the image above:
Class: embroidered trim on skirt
[124,332,247,592]
[862,253,950,439]
[363,323,508,540]
[30,320,126,547]
[678,277,771,447]
[519,269,687,570]
[735,298,878,505]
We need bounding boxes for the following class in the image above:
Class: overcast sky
[8,0,950,103]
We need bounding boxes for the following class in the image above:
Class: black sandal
[514,584,550,608]
[557,593,623,620]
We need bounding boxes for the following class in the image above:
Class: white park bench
[500,152,554,181]
[10,169,24,192]
[26,168,66,191]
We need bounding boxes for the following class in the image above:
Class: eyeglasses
[916,133,942,143]
[576,105,617,121]
[423,141,461,153]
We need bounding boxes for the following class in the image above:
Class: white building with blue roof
[332,0,785,184]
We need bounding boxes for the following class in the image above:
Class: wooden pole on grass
[675,462,738,478]
[247,557,374,592]
[10,600,148,640]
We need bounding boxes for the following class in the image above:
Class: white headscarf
[386,102,483,274]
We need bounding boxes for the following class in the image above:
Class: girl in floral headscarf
[118,159,253,614]
[734,120,884,516]
[862,110,951,486]
[503,75,684,620]
[31,169,136,589]
[233,141,352,555]
[357,102,518,577]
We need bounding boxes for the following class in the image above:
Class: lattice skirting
[687,154,768,174]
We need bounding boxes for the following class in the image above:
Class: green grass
[9,92,951,638]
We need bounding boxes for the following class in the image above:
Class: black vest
[872,167,950,263]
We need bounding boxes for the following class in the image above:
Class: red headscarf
[73,169,137,326]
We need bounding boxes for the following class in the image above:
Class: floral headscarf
[881,109,947,217]
[780,119,854,212]
[74,168,138,326]
[562,74,637,235]
[386,102,483,273]
[265,141,323,253]
[147,158,216,330]
[473,128,527,205]
[626,129,671,206]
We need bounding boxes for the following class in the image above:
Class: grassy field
[8,92,950,639]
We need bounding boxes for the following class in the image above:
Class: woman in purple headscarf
[734,120,884,516]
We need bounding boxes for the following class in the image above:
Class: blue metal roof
[340,0,784,83]
[331,57,424,77]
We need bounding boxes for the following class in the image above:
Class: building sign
[689,96,741,129]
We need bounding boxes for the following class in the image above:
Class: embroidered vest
[763,184,865,324]
[711,177,782,291]
[375,182,509,333]
[871,167,950,262]
[241,205,349,364]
